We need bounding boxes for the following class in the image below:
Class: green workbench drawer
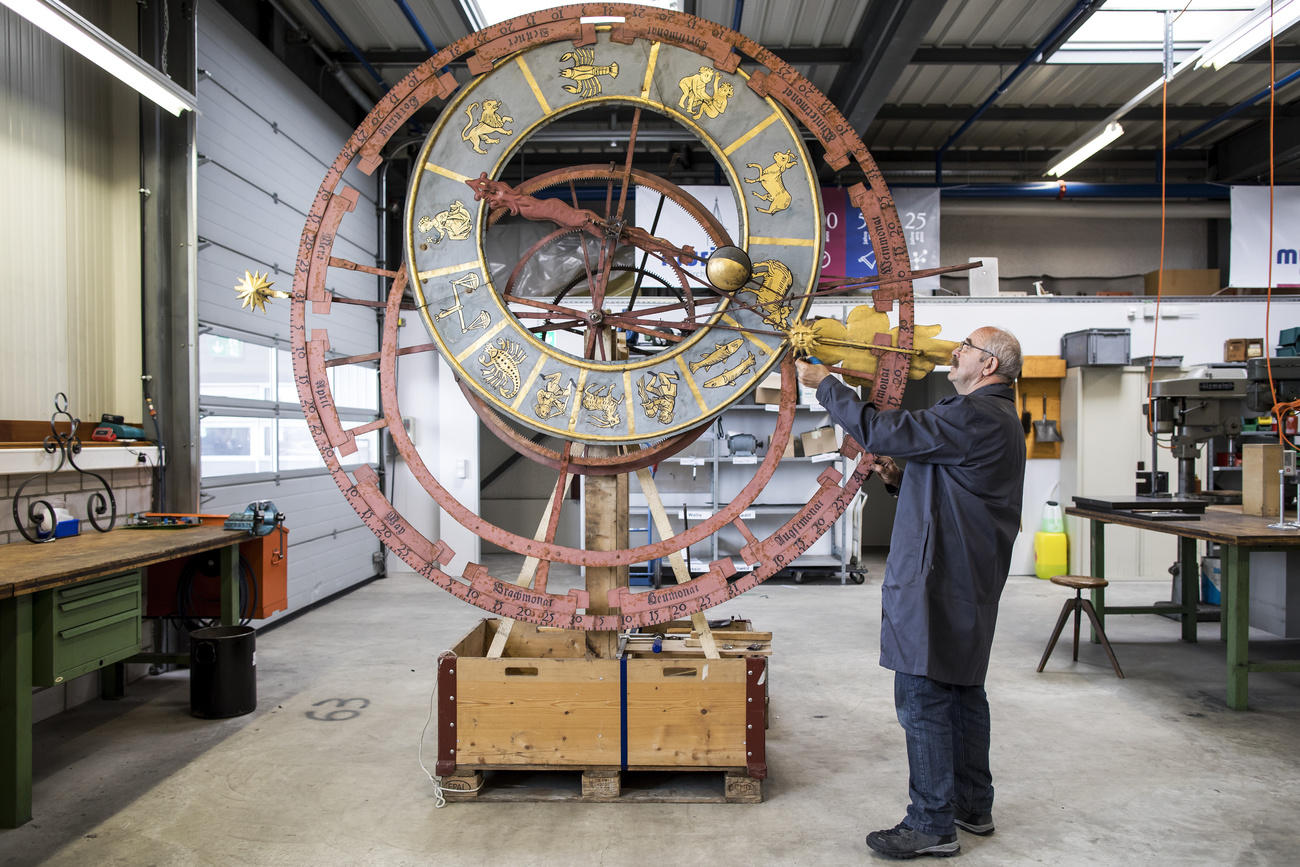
[33,571,143,687]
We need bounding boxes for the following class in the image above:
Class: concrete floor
[4,553,1300,865]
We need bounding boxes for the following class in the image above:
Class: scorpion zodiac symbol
[479,338,526,399]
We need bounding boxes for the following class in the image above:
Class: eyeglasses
[957,339,1001,364]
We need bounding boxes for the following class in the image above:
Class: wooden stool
[1036,575,1124,678]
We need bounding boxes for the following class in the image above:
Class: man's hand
[795,358,830,389]
[869,454,902,487]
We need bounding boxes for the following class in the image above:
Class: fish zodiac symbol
[690,338,744,374]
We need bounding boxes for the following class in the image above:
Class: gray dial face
[406,32,823,444]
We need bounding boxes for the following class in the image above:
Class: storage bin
[1061,328,1130,367]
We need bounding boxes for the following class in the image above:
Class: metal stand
[1267,468,1299,530]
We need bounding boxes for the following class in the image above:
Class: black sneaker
[865,822,960,859]
[953,810,995,836]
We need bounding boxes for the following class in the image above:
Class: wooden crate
[436,619,768,795]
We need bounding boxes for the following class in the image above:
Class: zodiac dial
[291,5,920,630]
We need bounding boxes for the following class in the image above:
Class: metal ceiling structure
[216,0,1300,187]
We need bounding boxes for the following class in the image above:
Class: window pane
[277,349,303,404]
[277,418,327,472]
[331,362,380,411]
[340,430,379,467]
[200,335,275,401]
[200,415,276,477]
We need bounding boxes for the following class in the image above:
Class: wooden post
[584,447,627,658]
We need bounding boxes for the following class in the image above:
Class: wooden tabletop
[1066,504,1300,547]
[0,525,250,599]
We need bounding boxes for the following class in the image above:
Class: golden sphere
[705,245,752,292]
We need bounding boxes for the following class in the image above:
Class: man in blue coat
[797,326,1026,859]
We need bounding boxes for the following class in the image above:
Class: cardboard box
[755,373,781,406]
[800,425,838,457]
[1225,338,1265,362]
[780,434,800,458]
[1242,443,1282,516]
[1143,269,1221,296]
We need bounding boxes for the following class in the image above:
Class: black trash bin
[190,625,257,718]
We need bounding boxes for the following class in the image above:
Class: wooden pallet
[440,766,762,804]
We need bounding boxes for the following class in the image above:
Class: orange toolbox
[141,513,289,620]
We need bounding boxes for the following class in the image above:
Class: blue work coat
[817,379,1026,685]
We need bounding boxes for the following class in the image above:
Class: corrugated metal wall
[196,3,381,615]
[0,1,142,422]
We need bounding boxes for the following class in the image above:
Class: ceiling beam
[874,104,1287,122]
[325,45,1300,69]
[1213,117,1300,180]
[828,0,945,134]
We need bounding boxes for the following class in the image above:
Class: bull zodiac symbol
[559,48,618,99]
[743,150,798,215]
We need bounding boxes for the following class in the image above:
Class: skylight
[1047,0,1257,64]
[461,0,682,30]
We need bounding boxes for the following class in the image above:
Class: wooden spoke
[328,256,401,279]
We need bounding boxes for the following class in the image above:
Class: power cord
[417,662,482,808]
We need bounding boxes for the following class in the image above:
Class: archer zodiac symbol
[743,150,798,215]
[532,372,574,420]
[559,48,618,98]
[461,100,514,155]
[435,272,490,334]
[479,338,526,399]
[702,353,756,388]
[636,371,679,424]
[738,259,794,330]
[417,200,471,246]
[689,337,744,374]
[581,383,623,428]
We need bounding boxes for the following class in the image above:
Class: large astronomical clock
[290,4,922,630]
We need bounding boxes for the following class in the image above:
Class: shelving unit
[622,400,865,586]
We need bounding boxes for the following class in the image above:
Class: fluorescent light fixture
[1195,0,1300,70]
[1046,122,1125,177]
[1,0,196,115]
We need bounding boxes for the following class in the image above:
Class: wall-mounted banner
[1230,186,1300,288]
[635,186,942,297]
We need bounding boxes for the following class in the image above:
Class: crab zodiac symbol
[559,48,618,98]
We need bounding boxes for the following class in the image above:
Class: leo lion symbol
[461,100,514,155]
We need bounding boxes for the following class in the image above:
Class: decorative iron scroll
[10,393,117,544]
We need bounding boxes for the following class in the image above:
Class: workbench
[1066,504,1300,710]
[0,525,249,827]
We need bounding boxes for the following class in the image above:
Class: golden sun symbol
[233,270,290,313]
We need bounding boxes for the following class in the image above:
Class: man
[796,326,1026,859]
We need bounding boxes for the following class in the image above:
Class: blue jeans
[893,672,993,836]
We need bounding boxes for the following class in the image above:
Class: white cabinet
[1059,365,1180,581]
